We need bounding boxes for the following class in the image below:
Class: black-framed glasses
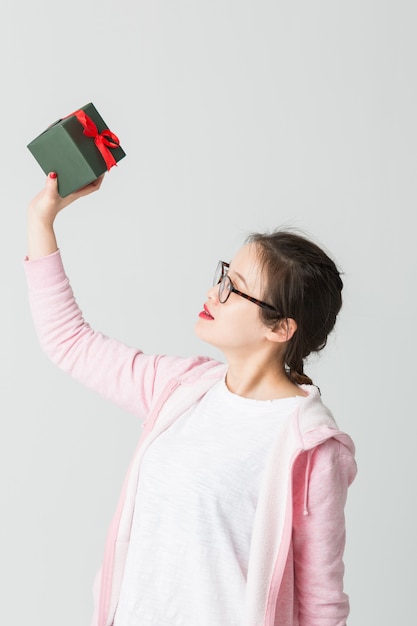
[213,261,279,314]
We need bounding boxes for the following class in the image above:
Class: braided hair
[246,230,343,386]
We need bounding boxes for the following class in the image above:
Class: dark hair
[246,229,343,386]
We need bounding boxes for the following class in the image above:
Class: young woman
[25,173,357,626]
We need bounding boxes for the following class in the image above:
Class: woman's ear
[265,318,297,344]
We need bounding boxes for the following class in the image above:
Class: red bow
[72,109,120,171]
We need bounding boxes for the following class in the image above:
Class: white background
[1,1,416,624]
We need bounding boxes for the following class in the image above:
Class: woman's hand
[27,172,104,260]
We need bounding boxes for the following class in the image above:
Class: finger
[45,172,61,198]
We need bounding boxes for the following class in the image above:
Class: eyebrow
[228,268,249,290]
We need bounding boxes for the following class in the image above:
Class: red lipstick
[199,304,214,320]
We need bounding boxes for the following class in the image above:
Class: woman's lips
[199,304,214,320]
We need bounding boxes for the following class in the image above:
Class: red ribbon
[71,109,120,171]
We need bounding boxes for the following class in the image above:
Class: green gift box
[27,102,126,197]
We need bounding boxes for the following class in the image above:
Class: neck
[224,355,307,400]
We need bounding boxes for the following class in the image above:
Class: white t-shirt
[113,378,301,626]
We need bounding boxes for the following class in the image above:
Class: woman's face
[195,243,273,359]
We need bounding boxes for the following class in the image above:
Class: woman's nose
[207,283,219,301]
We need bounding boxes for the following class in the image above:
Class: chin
[194,321,210,342]
[194,321,219,349]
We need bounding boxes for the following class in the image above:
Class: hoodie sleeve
[23,250,203,420]
[291,438,357,626]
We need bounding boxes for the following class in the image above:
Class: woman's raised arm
[27,172,104,260]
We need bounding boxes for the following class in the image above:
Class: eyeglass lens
[213,262,230,303]
[213,261,224,287]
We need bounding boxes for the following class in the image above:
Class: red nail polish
[49,172,57,179]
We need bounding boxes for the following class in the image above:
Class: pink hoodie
[24,250,357,626]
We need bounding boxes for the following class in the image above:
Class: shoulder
[309,438,356,479]
[296,385,338,434]
[291,385,356,481]
[293,438,357,504]
[295,386,354,448]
